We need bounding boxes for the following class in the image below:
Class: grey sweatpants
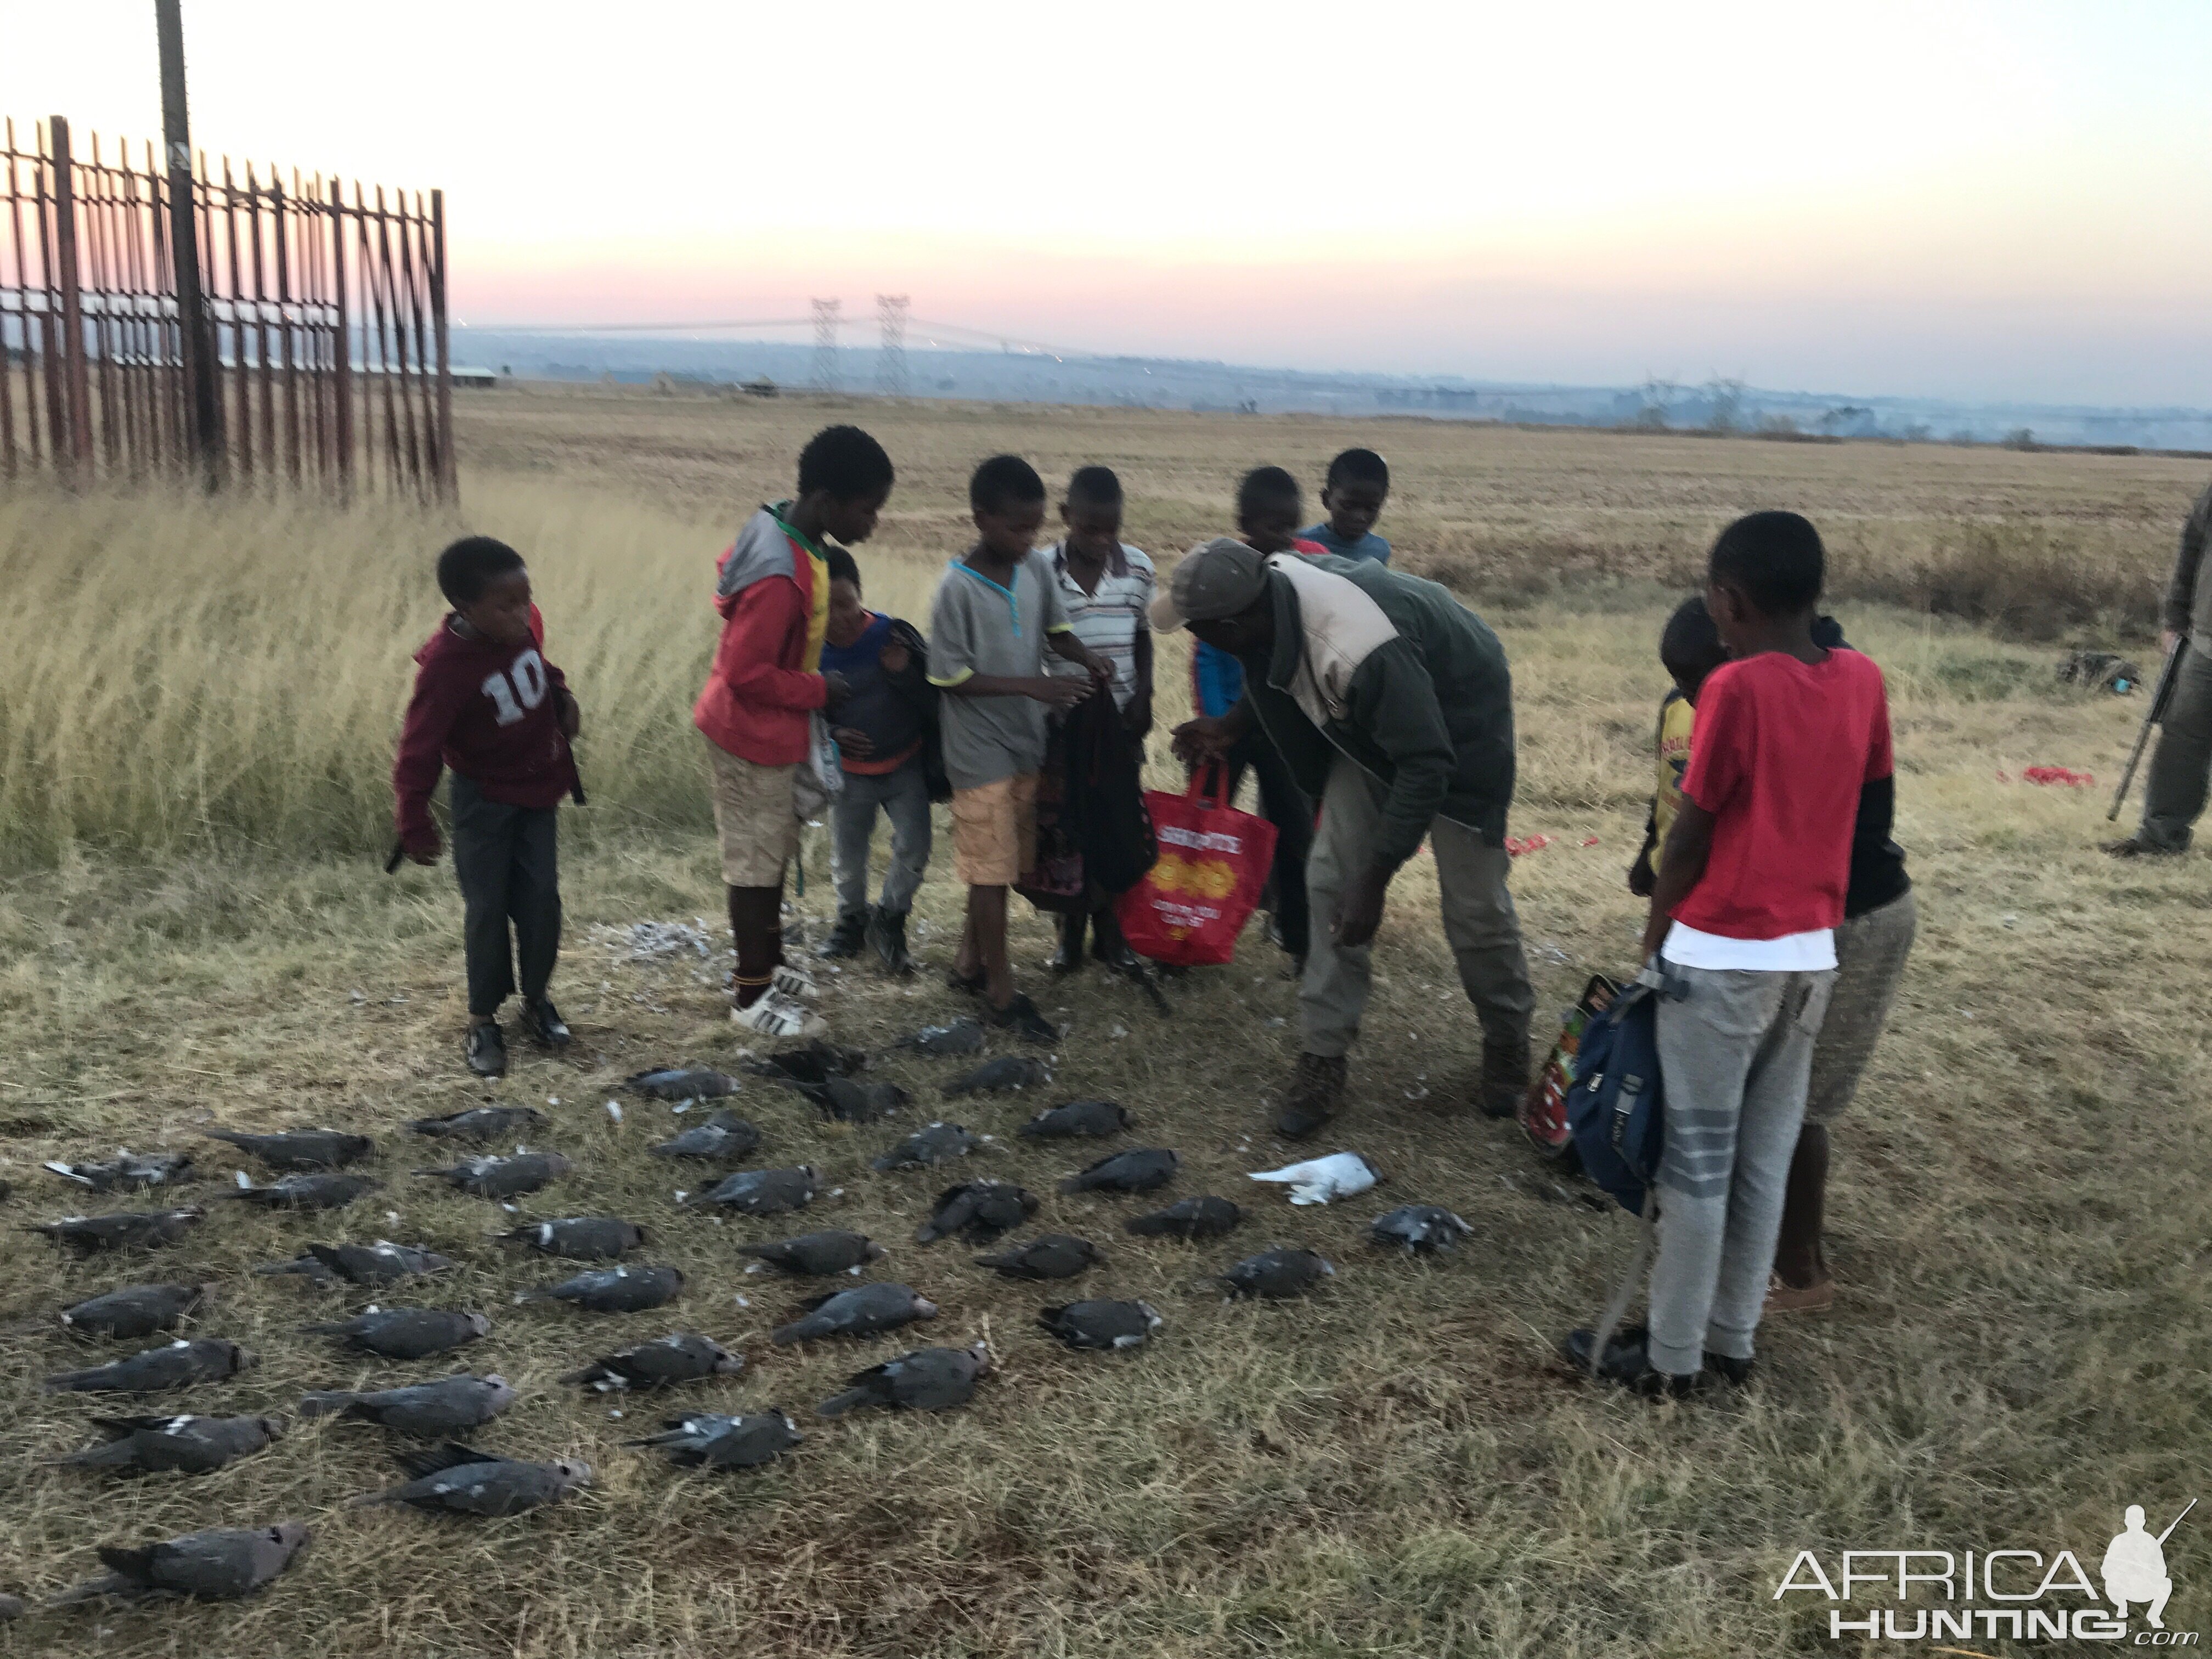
[2136,640,2212,851]
[1647,962,1833,1375]
[830,760,932,918]
[1300,754,1534,1058]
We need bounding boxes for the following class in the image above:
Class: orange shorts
[950,772,1038,887]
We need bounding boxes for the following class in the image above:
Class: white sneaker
[731,989,827,1040]
[770,963,819,1001]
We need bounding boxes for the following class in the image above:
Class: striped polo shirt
[1046,540,1155,710]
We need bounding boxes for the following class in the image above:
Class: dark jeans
[2137,640,2212,850]
[450,774,562,1018]
[1225,730,1311,958]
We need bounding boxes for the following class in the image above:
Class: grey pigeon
[974,1234,1101,1280]
[1126,1194,1243,1240]
[628,1411,802,1470]
[625,1065,742,1101]
[650,1109,761,1160]
[700,1165,816,1214]
[1223,1247,1335,1299]
[516,1264,684,1313]
[203,1126,373,1171]
[1369,1204,1474,1254]
[891,1018,986,1057]
[60,1283,212,1340]
[792,1074,909,1123]
[737,1231,884,1276]
[225,1171,380,1211]
[300,1308,490,1361]
[743,1040,866,1086]
[300,1372,515,1436]
[1058,1147,1178,1195]
[45,1338,254,1395]
[944,1055,1049,1096]
[27,1209,203,1252]
[497,1217,646,1259]
[915,1181,1039,1245]
[770,1282,938,1345]
[558,1332,741,1391]
[817,1342,991,1416]
[1039,1299,1163,1350]
[408,1105,548,1143]
[1019,1098,1132,1139]
[350,1441,589,1516]
[42,1151,195,1193]
[50,1521,310,1604]
[871,1121,982,1171]
[414,1150,569,1199]
[50,1414,284,1476]
[260,1240,453,1287]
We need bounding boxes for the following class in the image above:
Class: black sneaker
[1559,1325,1705,1399]
[520,996,571,1049]
[817,909,868,958]
[985,991,1058,1043]
[866,906,913,975]
[465,1020,507,1078]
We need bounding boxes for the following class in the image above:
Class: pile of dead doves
[9,1022,1471,1615]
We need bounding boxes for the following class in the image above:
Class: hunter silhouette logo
[2106,1501,2192,1631]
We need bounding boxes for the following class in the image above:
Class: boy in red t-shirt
[393,537,582,1079]
[1563,511,1893,1396]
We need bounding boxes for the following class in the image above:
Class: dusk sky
[9,1,2210,405]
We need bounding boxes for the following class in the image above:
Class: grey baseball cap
[1149,537,1269,631]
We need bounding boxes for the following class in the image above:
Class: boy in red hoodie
[393,536,581,1078]
[695,425,895,1037]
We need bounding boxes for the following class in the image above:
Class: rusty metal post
[328,174,351,494]
[429,187,455,502]
[47,116,93,476]
[157,0,222,486]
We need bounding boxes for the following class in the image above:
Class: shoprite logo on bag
[1776,1500,2196,1645]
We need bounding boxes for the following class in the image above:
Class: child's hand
[1171,714,1237,768]
[1030,676,1092,710]
[1627,859,1655,898]
[878,642,911,676]
[832,726,876,759]
[822,671,854,709]
[1085,651,1115,686]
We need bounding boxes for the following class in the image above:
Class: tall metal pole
[157,0,222,485]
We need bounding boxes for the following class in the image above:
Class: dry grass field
[0,390,2206,1657]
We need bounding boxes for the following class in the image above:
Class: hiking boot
[1048,912,1086,975]
[1558,1325,1705,1399]
[866,906,913,975]
[1274,1052,1347,1141]
[519,996,571,1049]
[817,909,868,959]
[732,988,828,1040]
[464,1020,507,1079]
[1479,1035,1532,1118]
[2102,836,2183,859]
[985,991,1058,1043]
[1762,1272,1834,1317]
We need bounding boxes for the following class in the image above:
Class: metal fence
[1,114,453,500]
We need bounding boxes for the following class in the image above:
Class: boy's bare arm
[945,673,1090,709]
[1046,629,1114,682]
[1640,799,1715,960]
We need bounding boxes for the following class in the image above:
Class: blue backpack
[1565,968,1668,1214]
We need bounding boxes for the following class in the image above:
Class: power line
[458,316,814,335]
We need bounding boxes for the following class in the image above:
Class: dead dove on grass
[60,1283,212,1340]
[408,1105,548,1142]
[50,1414,284,1476]
[496,1217,646,1259]
[628,1411,802,1469]
[770,1282,937,1345]
[50,1521,309,1604]
[1125,1195,1243,1239]
[27,1209,203,1252]
[625,1065,742,1100]
[349,1441,589,1515]
[558,1333,741,1391]
[891,1018,986,1057]
[1369,1204,1473,1253]
[944,1056,1049,1096]
[699,1165,816,1214]
[914,1181,1038,1245]
[414,1151,569,1199]
[42,1151,195,1193]
[743,1040,866,1086]
[202,1127,373,1171]
[816,1342,990,1416]
[45,1339,253,1394]
[1223,1248,1335,1299]
[1038,1299,1162,1350]
[224,1171,380,1211]
[974,1234,1102,1280]
[788,1074,909,1123]
[300,1373,515,1436]
[300,1309,490,1361]
[736,1231,884,1276]
[1018,1098,1131,1139]
[255,1241,453,1287]
[1058,1148,1178,1195]
[515,1264,684,1313]
[871,1122,982,1171]
[650,1109,761,1160]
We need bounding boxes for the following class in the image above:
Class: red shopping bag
[1116,770,1278,968]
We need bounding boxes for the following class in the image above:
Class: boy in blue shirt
[1301,448,1392,564]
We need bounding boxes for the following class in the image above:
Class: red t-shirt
[1672,647,1892,941]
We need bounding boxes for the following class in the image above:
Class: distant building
[452,366,498,388]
